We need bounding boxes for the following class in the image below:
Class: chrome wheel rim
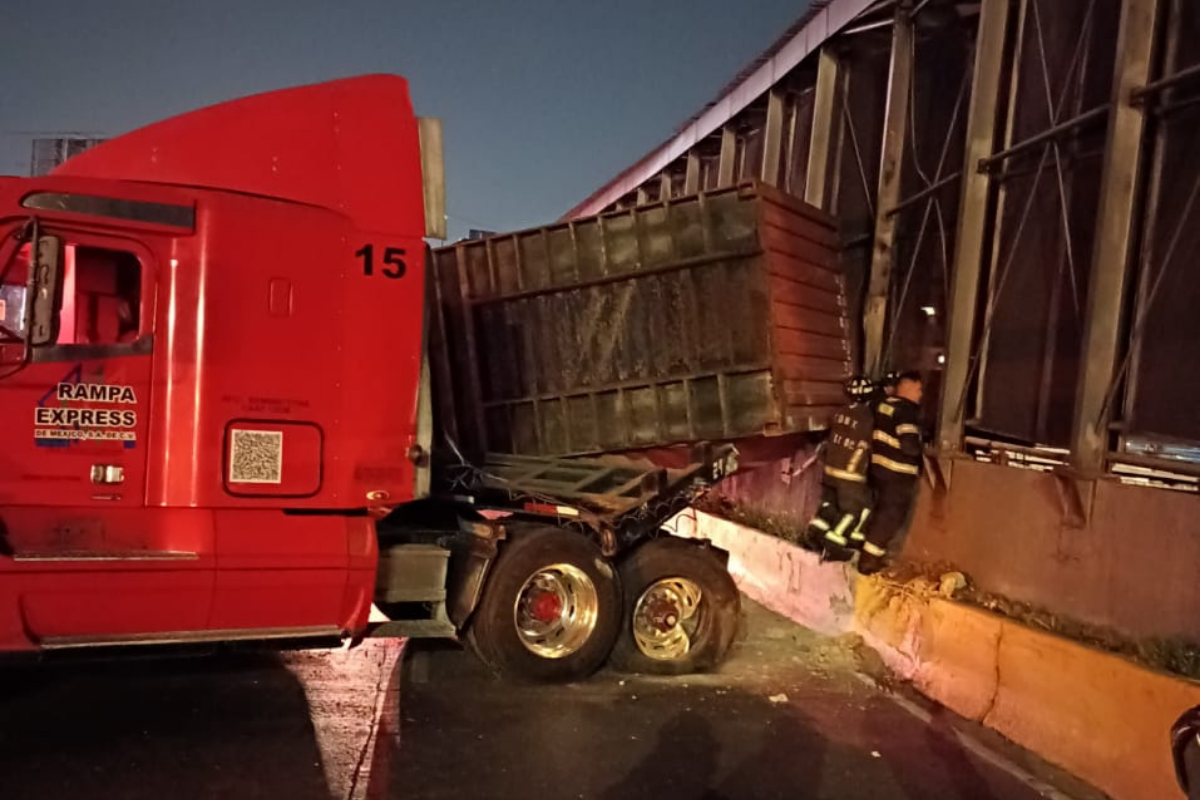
[513,563,599,659]
[632,577,704,661]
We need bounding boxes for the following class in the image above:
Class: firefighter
[801,376,875,560]
[877,371,899,400]
[859,370,924,575]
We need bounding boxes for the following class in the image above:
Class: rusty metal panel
[431,183,852,458]
[863,3,915,377]
[885,15,976,434]
[1122,0,1200,446]
[806,47,843,209]
[973,0,1122,447]
[1070,0,1164,471]
[938,0,1013,454]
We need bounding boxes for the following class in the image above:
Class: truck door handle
[90,465,125,485]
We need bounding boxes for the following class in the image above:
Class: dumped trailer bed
[431,181,853,459]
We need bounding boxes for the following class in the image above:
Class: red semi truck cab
[0,75,741,682]
[0,76,435,652]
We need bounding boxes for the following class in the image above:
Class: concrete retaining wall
[672,509,1200,800]
[905,458,1200,644]
[707,453,1200,645]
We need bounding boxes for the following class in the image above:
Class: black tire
[466,525,621,683]
[609,537,740,675]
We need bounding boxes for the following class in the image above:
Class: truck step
[376,543,450,604]
[369,619,457,639]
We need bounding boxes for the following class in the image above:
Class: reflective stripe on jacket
[870,397,921,478]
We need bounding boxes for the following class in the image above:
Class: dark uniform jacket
[870,397,922,481]
[824,402,873,485]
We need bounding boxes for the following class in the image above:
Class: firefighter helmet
[844,375,874,400]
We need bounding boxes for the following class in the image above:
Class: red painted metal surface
[0,76,426,651]
[53,74,425,238]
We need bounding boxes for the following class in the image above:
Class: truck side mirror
[1173,706,1200,798]
[27,234,63,346]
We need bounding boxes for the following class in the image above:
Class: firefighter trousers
[802,479,870,556]
[859,475,917,574]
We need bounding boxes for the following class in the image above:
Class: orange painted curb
[675,511,1200,800]
[986,619,1200,800]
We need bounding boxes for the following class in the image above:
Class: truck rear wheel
[609,537,740,675]
[466,525,620,682]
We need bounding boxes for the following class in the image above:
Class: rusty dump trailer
[430,182,854,459]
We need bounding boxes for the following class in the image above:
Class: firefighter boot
[822,512,859,562]
[857,541,888,575]
[799,502,836,551]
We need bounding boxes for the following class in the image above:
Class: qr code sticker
[229,429,284,484]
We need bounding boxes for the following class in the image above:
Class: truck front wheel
[466,525,621,682]
[609,537,740,675]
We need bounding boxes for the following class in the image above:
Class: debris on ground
[767,693,789,704]
[938,571,967,598]
[885,560,1200,680]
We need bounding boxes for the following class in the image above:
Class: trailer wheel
[466,525,621,682]
[609,537,740,675]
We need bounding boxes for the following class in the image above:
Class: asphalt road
[0,602,1098,800]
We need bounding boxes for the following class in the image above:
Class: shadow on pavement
[598,709,730,800]
[0,652,333,800]
[375,641,841,800]
[369,638,1059,800]
[866,696,1007,800]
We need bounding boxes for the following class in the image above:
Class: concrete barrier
[673,509,1200,800]
[668,510,854,635]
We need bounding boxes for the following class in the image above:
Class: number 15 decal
[355,244,406,279]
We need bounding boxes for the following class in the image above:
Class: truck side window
[61,245,143,346]
[0,245,29,337]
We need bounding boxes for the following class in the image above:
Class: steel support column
[936,0,1013,453]
[863,3,914,376]
[684,151,701,194]
[660,172,672,201]
[806,47,842,209]
[762,89,786,185]
[717,125,737,187]
[636,186,650,205]
[1069,0,1164,472]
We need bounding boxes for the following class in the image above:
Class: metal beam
[659,172,672,201]
[564,0,879,219]
[684,151,701,194]
[884,171,962,217]
[762,89,786,185]
[717,125,737,187]
[976,105,1110,173]
[936,0,1013,454]
[806,47,842,209]
[863,3,914,376]
[1131,60,1200,105]
[1069,0,1164,472]
[636,186,650,206]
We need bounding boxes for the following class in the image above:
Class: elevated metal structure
[571,0,1200,481]
[570,0,1200,644]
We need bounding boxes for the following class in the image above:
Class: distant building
[29,137,105,176]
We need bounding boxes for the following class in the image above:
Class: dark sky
[0,1,808,239]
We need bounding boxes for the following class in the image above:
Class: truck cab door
[0,220,212,646]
